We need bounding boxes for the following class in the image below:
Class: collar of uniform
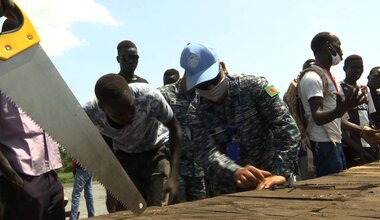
[227,76,240,96]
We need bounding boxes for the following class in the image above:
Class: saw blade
[0,42,146,215]
[0,2,146,214]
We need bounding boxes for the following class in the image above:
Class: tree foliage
[58,146,73,173]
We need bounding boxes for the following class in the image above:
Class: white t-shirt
[299,65,341,143]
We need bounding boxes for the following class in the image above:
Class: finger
[352,85,360,97]
[256,178,277,190]
[236,171,258,188]
[259,169,272,177]
[235,177,257,188]
[335,92,343,105]
[246,165,266,182]
[356,92,366,104]
[256,180,267,190]
[236,179,244,188]
[344,86,353,99]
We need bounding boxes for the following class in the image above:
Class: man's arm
[249,76,300,179]
[163,116,182,203]
[188,103,242,184]
[342,119,380,148]
[309,86,366,126]
[341,130,375,163]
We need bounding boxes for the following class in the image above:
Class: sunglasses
[121,54,139,61]
[195,72,221,90]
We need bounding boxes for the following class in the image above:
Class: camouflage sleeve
[149,89,174,124]
[247,76,300,178]
[158,85,170,103]
[188,99,241,183]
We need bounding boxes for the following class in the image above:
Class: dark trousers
[310,141,346,177]
[106,145,170,213]
[0,170,65,220]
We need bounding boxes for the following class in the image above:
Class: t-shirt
[299,65,341,143]
[84,83,173,153]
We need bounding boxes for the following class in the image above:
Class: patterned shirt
[188,74,300,194]
[84,83,173,153]
[0,92,62,176]
[159,82,204,177]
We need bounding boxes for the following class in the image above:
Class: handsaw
[0,2,146,215]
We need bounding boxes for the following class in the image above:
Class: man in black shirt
[117,40,148,83]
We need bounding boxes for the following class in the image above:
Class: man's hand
[234,165,272,189]
[335,85,367,117]
[360,126,380,149]
[256,175,286,190]
[359,149,376,163]
[164,176,179,205]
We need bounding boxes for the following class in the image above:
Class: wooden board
[90,162,380,219]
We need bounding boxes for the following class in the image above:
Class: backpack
[283,66,329,150]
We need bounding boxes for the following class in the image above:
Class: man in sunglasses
[104,40,150,212]
[181,42,300,196]
[116,40,148,84]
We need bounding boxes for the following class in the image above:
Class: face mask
[196,75,227,102]
[328,45,342,66]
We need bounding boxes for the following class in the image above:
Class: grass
[58,171,74,184]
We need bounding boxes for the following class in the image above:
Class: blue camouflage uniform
[188,74,300,196]
[159,81,207,202]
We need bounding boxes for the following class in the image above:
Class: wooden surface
[90,162,380,219]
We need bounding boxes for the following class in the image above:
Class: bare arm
[342,118,380,148]
[164,116,182,203]
[308,96,339,125]
[309,86,366,126]
[341,129,375,163]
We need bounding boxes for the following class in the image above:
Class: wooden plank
[91,162,380,219]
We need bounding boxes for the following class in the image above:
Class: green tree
[58,146,73,173]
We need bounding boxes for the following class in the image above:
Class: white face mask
[328,45,342,66]
[196,75,227,102]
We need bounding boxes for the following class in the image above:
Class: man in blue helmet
[181,42,300,196]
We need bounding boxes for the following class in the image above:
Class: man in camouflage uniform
[159,76,207,202]
[181,42,300,196]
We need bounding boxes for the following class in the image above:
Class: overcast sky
[13,0,380,104]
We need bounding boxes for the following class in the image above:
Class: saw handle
[0,1,40,60]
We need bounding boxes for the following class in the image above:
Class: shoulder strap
[298,66,337,146]
[299,66,329,95]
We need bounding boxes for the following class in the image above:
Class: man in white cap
[181,42,300,196]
